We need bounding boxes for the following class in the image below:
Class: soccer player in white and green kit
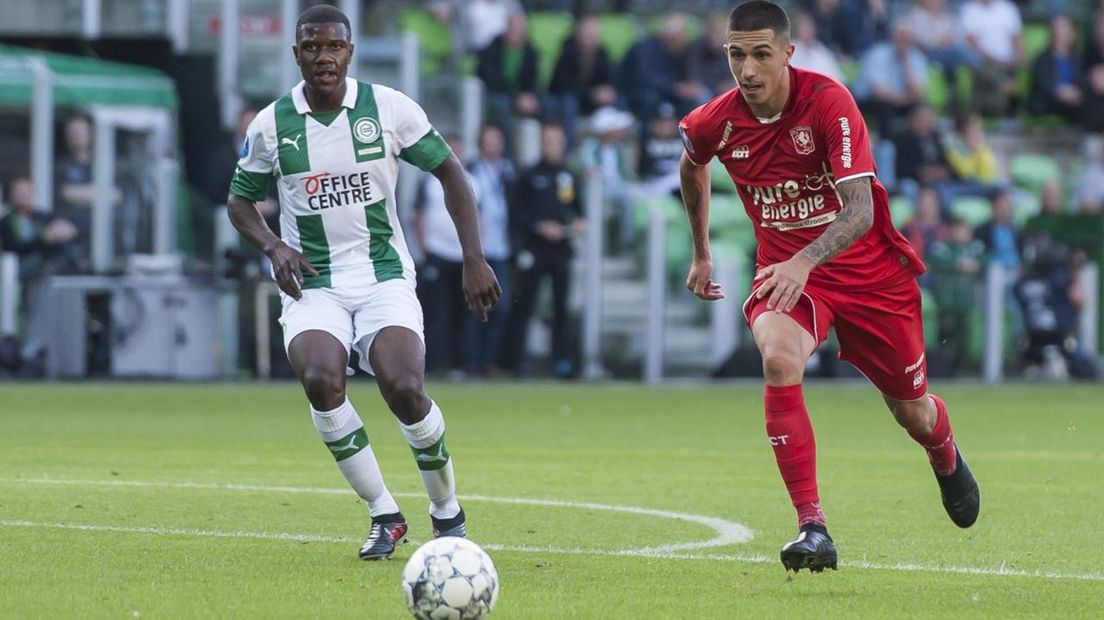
[226,4,500,560]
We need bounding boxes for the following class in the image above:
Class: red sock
[908,394,958,476]
[764,384,824,528]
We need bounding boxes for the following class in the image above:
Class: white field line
[2,519,1102,583]
[3,478,1103,582]
[0,478,752,553]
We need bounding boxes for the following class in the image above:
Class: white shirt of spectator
[468,158,512,262]
[463,0,521,52]
[418,174,465,263]
[908,5,963,51]
[790,40,844,83]
[960,0,1022,65]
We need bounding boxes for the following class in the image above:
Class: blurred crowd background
[1,0,1103,383]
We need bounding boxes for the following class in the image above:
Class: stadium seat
[399,10,453,76]
[1018,22,1051,102]
[710,158,735,193]
[1009,153,1061,194]
[890,195,914,228]
[596,14,640,64]
[949,196,992,227]
[920,286,939,348]
[527,12,575,90]
[925,66,949,113]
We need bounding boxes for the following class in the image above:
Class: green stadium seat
[1018,22,1051,103]
[527,12,575,90]
[710,158,735,193]
[597,13,640,64]
[1009,153,1061,193]
[1013,191,1040,226]
[920,286,939,348]
[399,10,453,76]
[890,195,914,228]
[925,66,949,112]
[949,196,992,227]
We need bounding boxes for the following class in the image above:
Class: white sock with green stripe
[399,402,460,520]
[312,398,400,518]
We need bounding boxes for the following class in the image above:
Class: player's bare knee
[300,366,345,410]
[762,352,804,386]
[380,374,429,423]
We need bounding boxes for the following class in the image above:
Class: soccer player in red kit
[678,0,979,573]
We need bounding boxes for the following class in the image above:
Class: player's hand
[755,255,814,313]
[686,258,725,301]
[463,258,502,322]
[267,241,319,301]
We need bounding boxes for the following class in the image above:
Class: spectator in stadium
[1084,1,1104,69]
[807,0,887,59]
[464,125,516,377]
[576,107,636,254]
[414,136,469,377]
[637,101,684,195]
[928,216,986,375]
[501,122,584,378]
[973,188,1021,272]
[55,114,116,272]
[893,104,954,203]
[788,11,843,82]
[1028,14,1085,122]
[944,112,1001,188]
[687,14,738,97]
[476,12,541,154]
[852,20,929,135]
[1038,180,1067,216]
[458,0,522,53]
[907,0,979,107]
[547,14,617,149]
[1076,134,1104,213]
[618,12,705,129]
[900,186,947,263]
[960,0,1025,116]
[1082,64,1104,132]
[0,176,78,283]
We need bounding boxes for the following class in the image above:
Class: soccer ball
[401,537,499,619]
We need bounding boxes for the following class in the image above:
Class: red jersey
[679,66,924,291]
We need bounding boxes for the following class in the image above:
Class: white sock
[399,401,460,520]
[312,398,400,518]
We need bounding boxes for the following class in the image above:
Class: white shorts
[278,278,425,375]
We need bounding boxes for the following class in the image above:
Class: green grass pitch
[1,382,1101,618]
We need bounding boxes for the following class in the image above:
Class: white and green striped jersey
[229,78,452,289]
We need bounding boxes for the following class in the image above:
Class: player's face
[725,29,793,108]
[294,23,354,98]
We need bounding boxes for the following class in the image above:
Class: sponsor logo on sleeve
[838,116,853,169]
[716,120,734,150]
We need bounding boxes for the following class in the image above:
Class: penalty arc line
[0,478,752,554]
[3,478,1103,582]
[1,519,1102,583]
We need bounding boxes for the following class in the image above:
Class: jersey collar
[291,77,358,115]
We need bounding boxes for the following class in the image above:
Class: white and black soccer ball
[401,537,499,620]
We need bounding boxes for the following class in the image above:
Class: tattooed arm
[681,152,725,301]
[796,176,875,267]
[755,176,874,312]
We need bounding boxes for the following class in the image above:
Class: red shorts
[743,277,928,401]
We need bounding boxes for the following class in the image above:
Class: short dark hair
[728,1,790,41]
[296,4,351,35]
